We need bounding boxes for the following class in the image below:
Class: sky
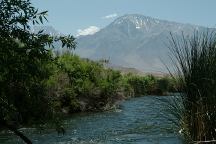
[32,0,216,36]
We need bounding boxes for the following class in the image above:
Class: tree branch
[0,120,32,144]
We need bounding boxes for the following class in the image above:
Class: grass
[168,31,216,143]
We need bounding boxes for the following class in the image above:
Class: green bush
[169,32,216,142]
[123,74,175,96]
[46,53,134,112]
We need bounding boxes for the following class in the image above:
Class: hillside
[75,14,211,72]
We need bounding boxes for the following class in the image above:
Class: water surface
[0,96,183,144]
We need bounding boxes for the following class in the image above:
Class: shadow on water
[0,96,183,144]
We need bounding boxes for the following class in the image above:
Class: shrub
[169,32,216,142]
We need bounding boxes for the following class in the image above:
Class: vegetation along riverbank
[4,0,216,144]
[0,0,177,143]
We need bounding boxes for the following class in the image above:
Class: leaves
[0,0,76,131]
[169,32,216,141]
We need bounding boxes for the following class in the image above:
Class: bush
[169,32,216,142]
[124,74,175,96]
[46,53,134,112]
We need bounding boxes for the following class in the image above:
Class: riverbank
[44,53,178,115]
[1,51,177,143]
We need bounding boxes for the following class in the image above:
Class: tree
[0,0,76,143]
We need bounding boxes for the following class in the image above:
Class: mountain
[75,14,212,73]
[32,26,62,36]
[31,26,71,54]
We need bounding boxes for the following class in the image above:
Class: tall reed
[168,31,216,143]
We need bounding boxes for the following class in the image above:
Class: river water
[0,96,183,144]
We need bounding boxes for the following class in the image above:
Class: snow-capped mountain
[75,14,212,72]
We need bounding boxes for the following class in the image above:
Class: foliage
[46,54,177,116]
[0,1,180,144]
[169,32,216,142]
[47,53,134,112]
[124,74,175,96]
[0,0,75,143]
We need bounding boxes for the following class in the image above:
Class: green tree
[0,0,75,143]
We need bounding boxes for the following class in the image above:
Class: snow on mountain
[75,14,212,73]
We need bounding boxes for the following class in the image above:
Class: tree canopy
[0,0,75,143]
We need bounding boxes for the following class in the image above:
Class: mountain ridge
[32,14,214,73]
[75,14,213,73]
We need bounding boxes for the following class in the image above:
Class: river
[0,96,183,144]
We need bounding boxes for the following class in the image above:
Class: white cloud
[102,13,118,19]
[76,26,100,37]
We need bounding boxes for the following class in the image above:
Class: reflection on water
[0,96,183,144]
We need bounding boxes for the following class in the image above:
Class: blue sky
[32,0,216,36]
